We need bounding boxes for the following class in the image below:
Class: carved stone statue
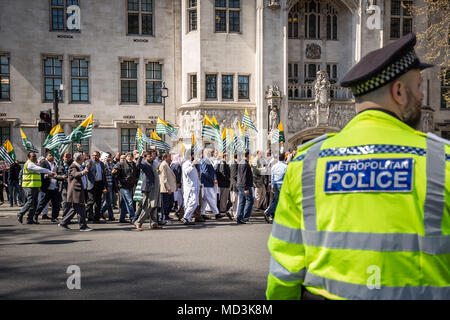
[314,71,331,126]
[269,105,279,132]
[265,85,281,98]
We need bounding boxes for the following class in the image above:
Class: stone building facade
[0,0,448,161]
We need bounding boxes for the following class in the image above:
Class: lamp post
[53,83,64,126]
[160,81,169,121]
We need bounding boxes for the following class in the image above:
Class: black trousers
[86,181,104,221]
[35,189,62,219]
[61,203,87,228]
[161,193,174,220]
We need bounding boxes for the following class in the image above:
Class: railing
[288,83,354,101]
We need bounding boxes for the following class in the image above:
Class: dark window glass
[51,0,79,31]
[288,64,292,78]
[121,80,137,103]
[146,62,162,80]
[403,18,412,35]
[0,56,10,100]
[441,68,449,109]
[206,75,217,99]
[333,15,337,39]
[238,75,249,99]
[146,81,162,103]
[142,0,152,12]
[190,74,197,99]
[121,62,137,79]
[52,0,64,5]
[229,0,240,9]
[294,64,298,77]
[293,15,298,38]
[327,15,331,39]
[0,127,10,145]
[189,0,197,7]
[128,14,139,34]
[222,75,233,100]
[215,10,226,32]
[309,14,316,38]
[128,0,139,11]
[229,11,240,32]
[121,128,137,153]
[189,10,197,31]
[288,15,293,38]
[142,14,153,35]
[402,1,412,16]
[333,65,337,79]
[391,0,401,16]
[215,0,226,8]
[44,57,63,102]
[71,58,88,102]
[390,17,400,38]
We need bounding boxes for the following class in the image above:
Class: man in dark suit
[84,151,108,222]
[58,152,92,231]
[236,149,254,224]
[34,152,66,223]
[58,152,73,218]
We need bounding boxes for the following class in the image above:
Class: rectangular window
[121,128,137,153]
[43,56,63,102]
[188,0,197,32]
[222,75,233,100]
[238,75,249,99]
[390,0,412,39]
[127,0,153,35]
[121,61,138,103]
[215,0,240,33]
[288,63,299,82]
[441,68,449,109]
[0,54,10,101]
[146,62,162,103]
[206,74,217,99]
[50,0,79,31]
[71,58,89,102]
[305,63,320,82]
[190,74,197,99]
[0,127,10,145]
[326,63,338,81]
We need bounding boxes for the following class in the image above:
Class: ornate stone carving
[305,43,321,59]
[265,85,281,99]
[314,70,331,126]
[420,110,434,133]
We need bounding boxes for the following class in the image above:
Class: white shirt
[182,160,200,194]
[26,161,53,175]
[48,161,57,190]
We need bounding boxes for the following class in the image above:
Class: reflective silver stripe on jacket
[303,272,450,300]
[301,141,325,231]
[423,136,446,236]
[271,222,450,254]
[269,257,306,282]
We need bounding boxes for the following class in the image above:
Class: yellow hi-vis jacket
[266,110,450,300]
[22,160,42,188]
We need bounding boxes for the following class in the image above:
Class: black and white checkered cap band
[351,50,418,96]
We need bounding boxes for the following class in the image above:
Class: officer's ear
[390,78,408,107]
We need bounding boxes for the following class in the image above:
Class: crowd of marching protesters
[4,143,295,231]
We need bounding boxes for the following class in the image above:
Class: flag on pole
[202,114,220,142]
[178,139,186,156]
[20,128,38,153]
[242,108,258,132]
[191,133,201,156]
[228,127,235,157]
[0,140,16,165]
[278,121,285,143]
[244,125,250,150]
[136,128,145,153]
[156,117,178,141]
[147,130,170,152]
[221,127,229,154]
[236,122,246,152]
[50,143,70,165]
[42,124,68,150]
[66,113,93,143]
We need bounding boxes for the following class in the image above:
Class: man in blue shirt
[264,152,288,223]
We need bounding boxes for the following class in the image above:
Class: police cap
[340,33,433,97]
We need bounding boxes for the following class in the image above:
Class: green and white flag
[156,117,178,141]
[133,172,144,203]
[0,140,16,165]
[66,113,93,143]
[145,130,171,152]
[202,114,220,143]
[242,108,258,132]
[136,128,145,153]
[42,124,68,150]
[271,128,279,145]
[20,128,38,153]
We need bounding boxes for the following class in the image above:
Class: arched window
[305,0,320,39]
[326,4,338,40]
[288,3,300,38]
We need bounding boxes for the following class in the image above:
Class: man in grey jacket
[134,150,161,230]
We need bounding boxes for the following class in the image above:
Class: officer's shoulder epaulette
[291,133,336,162]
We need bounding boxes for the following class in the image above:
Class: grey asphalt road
[0,206,273,300]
